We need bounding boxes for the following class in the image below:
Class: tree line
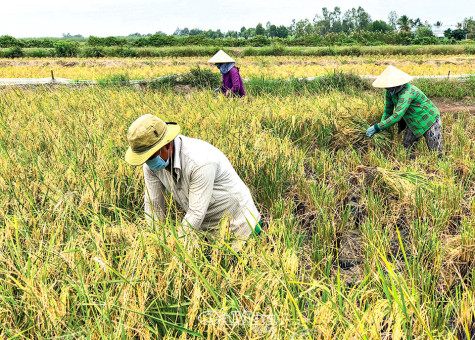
[172,8,473,41]
[0,7,474,51]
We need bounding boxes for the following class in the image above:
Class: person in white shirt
[124,114,262,250]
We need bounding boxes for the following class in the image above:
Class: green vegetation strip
[1,44,475,59]
[2,70,473,101]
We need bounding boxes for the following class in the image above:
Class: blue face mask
[146,154,169,171]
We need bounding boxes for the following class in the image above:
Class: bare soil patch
[433,100,475,114]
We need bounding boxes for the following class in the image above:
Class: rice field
[0,56,475,339]
[0,54,474,80]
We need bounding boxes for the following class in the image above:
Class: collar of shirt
[171,135,183,182]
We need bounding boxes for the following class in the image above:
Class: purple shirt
[220,67,245,97]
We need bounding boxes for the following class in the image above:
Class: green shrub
[0,35,22,48]
[134,47,159,57]
[2,46,24,58]
[132,37,150,47]
[54,41,79,57]
[24,48,55,58]
[87,36,127,47]
[80,46,105,58]
[117,47,138,58]
[22,38,55,48]
[247,35,271,47]
[149,34,176,47]
[180,35,210,46]
[419,37,437,45]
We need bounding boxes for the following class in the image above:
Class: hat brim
[207,58,235,63]
[372,65,414,88]
[125,123,180,166]
[372,75,413,88]
[207,51,235,64]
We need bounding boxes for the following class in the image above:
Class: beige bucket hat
[207,50,235,63]
[372,65,413,88]
[125,114,180,166]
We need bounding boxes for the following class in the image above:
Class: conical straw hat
[372,65,413,88]
[207,50,235,63]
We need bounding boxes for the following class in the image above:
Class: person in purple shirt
[208,50,245,97]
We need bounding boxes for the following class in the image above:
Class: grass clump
[96,73,131,86]
[0,46,24,58]
[148,65,221,90]
[178,65,221,89]
[246,71,372,96]
[414,77,475,101]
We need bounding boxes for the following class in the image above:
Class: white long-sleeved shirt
[143,135,260,239]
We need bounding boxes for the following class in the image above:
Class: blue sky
[1,0,473,38]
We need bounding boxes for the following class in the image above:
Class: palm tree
[397,15,411,32]
[434,21,443,28]
[412,18,422,27]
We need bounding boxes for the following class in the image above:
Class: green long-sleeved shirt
[376,84,440,138]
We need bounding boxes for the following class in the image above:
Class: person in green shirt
[366,65,443,158]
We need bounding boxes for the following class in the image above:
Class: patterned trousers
[402,118,443,158]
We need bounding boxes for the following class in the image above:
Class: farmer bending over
[208,50,245,97]
[124,114,261,251]
[366,65,443,158]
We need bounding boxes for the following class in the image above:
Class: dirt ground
[433,100,475,114]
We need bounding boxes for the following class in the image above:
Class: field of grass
[0,55,474,80]
[0,57,475,339]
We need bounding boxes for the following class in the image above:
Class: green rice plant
[331,115,392,152]
[177,65,221,89]
[414,78,475,100]
[96,73,132,86]
[0,63,474,339]
[246,72,373,97]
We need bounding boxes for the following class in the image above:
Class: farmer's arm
[376,90,413,131]
[227,68,240,94]
[143,164,167,223]
[219,74,227,93]
[181,163,217,234]
[381,90,394,121]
